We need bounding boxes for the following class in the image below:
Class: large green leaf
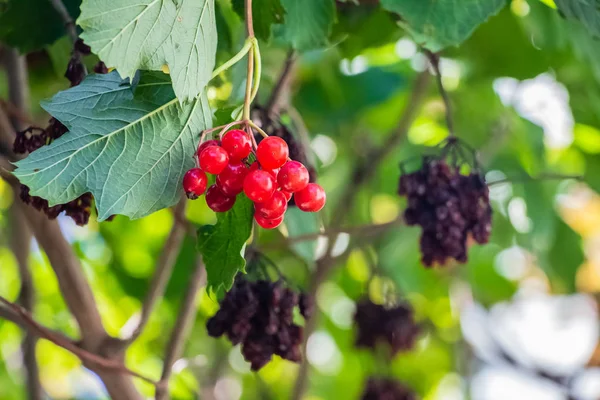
[197,196,254,294]
[275,0,335,51]
[13,71,212,220]
[380,0,505,51]
[77,0,217,102]
[232,0,285,41]
[555,0,600,38]
[0,0,81,53]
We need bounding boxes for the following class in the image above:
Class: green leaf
[555,0,600,38]
[380,0,505,51]
[197,196,254,294]
[0,0,81,53]
[276,0,335,51]
[13,71,212,220]
[231,0,285,41]
[77,0,217,102]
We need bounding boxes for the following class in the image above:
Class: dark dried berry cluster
[14,42,110,226]
[20,186,93,226]
[354,299,420,356]
[206,280,310,370]
[13,118,67,154]
[398,159,492,267]
[361,377,416,400]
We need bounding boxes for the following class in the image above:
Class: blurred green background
[2,0,600,399]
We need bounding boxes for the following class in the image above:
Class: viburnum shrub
[398,137,492,267]
[182,124,326,229]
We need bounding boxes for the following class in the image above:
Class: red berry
[200,146,229,174]
[197,139,220,156]
[265,168,280,181]
[206,184,236,212]
[255,213,284,229]
[255,191,287,219]
[221,129,252,162]
[217,162,249,196]
[182,168,207,199]
[243,170,276,203]
[295,183,326,212]
[256,137,289,170]
[281,190,293,201]
[278,161,309,192]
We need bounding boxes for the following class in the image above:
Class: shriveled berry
[217,162,249,196]
[206,184,236,212]
[257,137,289,170]
[278,161,309,192]
[183,168,208,199]
[200,146,229,174]
[197,139,220,156]
[294,183,326,212]
[244,170,276,203]
[255,191,287,219]
[222,129,252,161]
[255,214,284,229]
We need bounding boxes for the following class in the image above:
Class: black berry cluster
[361,377,416,400]
[206,280,311,370]
[14,40,110,226]
[354,299,420,356]
[398,159,492,267]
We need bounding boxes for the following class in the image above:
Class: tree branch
[123,198,188,345]
[266,50,296,117]
[0,297,157,386]
[291,71,431,400]
[4,47,42,400]
[156,259,207,400]
[48,0,79,45]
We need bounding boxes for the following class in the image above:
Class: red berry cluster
[354,299,420,357]
[183,129,326,229]
[360,377,416,400]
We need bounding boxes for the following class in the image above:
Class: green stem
[210,39,253,80]
[250,40,261,104]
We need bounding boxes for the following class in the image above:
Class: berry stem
[210,39,254,80]
[424,50,454,137]
[247,120,269,139]
[242,0,257,121]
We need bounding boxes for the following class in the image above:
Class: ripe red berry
[265,168,280,181]
[255,191,287,219]
[281,190,293,201]
[206,184,236,212]
[278,161,309,192]
[255,213,284,229]
[200,146,229,174]
[217,162,249,196]
[295,183,326,212]
[243,170,276,203]
[197,139,220,156]
[256,137,289,170]
[221,129,252,162]
[182,168,207,199]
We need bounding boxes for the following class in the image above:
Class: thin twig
[0,297,157,386]
[156,259,207,400]
[3,49,29,130]
[48,0,79,44]
[242,0,256,120]
[423,50,454,137]
[266,50,296,117]
[487,173,584,186]
[123,198,188,345]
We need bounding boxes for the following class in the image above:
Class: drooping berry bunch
[206,279,311,370]
[398,156,492,267]
[183,127,326,229]
[14,40,109,226]
[354,299,420,357]
[360,377,417,400]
